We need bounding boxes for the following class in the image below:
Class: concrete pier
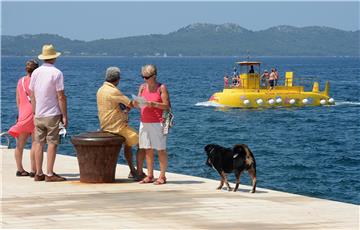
[1,149,358,229]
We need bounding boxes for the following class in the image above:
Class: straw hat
[38,44,61,60]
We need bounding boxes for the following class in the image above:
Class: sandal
[16,170,30,177]
[139,176,154,184]
[128,171,138,179]
[154,177,167,185]
[135,172,147,182]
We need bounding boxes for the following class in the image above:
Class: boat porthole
[289,99,296,105]
[276,98,282,104]
[320,99,326,105]
[256,99,263,105]
[302,98,309,104]
[243,99,250,105]
[268,99,275,105]
[329,98,335,103]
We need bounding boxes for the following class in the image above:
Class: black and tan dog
[205,144,257,193]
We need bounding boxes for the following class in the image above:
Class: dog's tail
[243,145,255,166]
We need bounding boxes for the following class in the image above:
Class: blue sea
[1,56,359,204]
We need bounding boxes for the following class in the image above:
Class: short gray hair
[105,67,120,82]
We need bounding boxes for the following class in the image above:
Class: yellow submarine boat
[208,61,335,108]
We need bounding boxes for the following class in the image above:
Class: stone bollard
[71,131,125,183]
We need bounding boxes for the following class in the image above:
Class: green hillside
[2,23,359,56]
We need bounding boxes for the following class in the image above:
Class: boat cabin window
[236,62,261,75]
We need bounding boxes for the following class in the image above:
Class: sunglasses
[142,75,154,80]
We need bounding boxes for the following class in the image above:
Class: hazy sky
[1,1,359,41]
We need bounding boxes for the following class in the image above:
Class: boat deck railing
[225,75,327,91]
[0,132,11,149]
[289,76,328,91]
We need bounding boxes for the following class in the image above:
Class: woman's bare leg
[157,150,168,179]
[136,148,146,175]
[30,133,36,173]
[145,149,154,178]
[14,133,30,172]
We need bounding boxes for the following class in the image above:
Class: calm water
[1,56,359,204]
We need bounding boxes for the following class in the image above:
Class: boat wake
[195,100,360,108]
[333,101,360,106]
[195,101,225,107]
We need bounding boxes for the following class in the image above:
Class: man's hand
[62,116,68,128]
[132,100,139,108]
[57,90,68,128]
[147,101,156,107]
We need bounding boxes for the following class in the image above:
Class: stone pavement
[1,149,359,229]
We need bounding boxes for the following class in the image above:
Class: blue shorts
[269,80,275,87]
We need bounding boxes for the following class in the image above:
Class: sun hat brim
[38,52,61,60]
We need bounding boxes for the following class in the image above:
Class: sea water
[1,56,359,204]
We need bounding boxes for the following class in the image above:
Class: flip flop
[16,170,30,177]
[154,177,167,185]
[139,176,154,184]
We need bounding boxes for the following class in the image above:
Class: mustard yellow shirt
[97,82,131,133]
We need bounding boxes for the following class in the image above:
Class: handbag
[162,110,174,135]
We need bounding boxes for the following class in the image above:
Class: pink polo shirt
[29,63,64,118]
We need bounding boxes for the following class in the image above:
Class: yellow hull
[209,86,334,108]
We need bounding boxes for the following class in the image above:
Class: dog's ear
[204,145,210,153]
[205,144,215,154]
[233,144,243,153]
[233,144,245,158]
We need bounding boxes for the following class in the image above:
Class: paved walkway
[1,149,358,229]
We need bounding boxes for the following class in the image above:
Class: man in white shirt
[29,44,67,182]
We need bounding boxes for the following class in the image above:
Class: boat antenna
[246,50,250,61]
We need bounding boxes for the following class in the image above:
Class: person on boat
[232,67,238,77]
[236,75,242,87]
[231,67,239,87]
[274,68,280,86]
[224,75,229,88]
[269,68,277,90]
[29,44,67,182]
[232,75,238,87]
[96,67,145,181]
[137,64,171,185]
[261,69,269,86]
[249,65,255,73]
[8,60,39,177]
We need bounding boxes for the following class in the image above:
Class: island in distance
[2,23,359,57]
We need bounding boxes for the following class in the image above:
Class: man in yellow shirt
[97,67,145,180]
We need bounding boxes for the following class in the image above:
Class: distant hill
[2,23,359,56]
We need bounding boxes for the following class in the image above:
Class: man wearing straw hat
[29,44,67,182]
